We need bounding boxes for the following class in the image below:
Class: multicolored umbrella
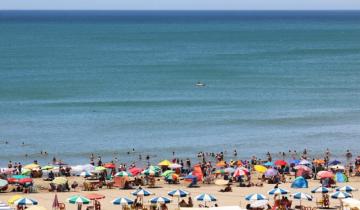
[317,171,334,179]
[168,189,189,198]
[268,188,289,195]
[115,171,132,177]
[311,186,329,193]
[233,167,249,177]
[245,194,267,201]
[14,198,38,206]
[331,192,352,199]
[336,186,358,192]
[195,194,217,202]
[111,197,134,206]
[67,195,91,204]
[132,188,153,196]
[149,197,172,204]
[292,192,313,201]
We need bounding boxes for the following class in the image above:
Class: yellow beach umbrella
[95,166,106,171]
[52,177,68,185]
[158,160,172,166]
[27,206,47,210]
[24,163,40,170]
[254,165,267,173]
[8,195,23,204]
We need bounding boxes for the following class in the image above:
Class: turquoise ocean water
[1,11,360,166]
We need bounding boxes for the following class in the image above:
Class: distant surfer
[195,81,206,87]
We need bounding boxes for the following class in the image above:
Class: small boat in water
[195,82,206,87]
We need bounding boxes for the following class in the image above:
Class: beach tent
[291,176,308,188]
[334,172,348,183]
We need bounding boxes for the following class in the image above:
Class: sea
[1,11,360,166]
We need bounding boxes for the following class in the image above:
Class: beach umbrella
[195,193,217,203]
[299,159,311,165]
[275,160,287,166]
[115,171,132,177]
[41,165,54,171]
[290,159,300,165]
[264,168,278,178]
[161,170,174,177]
[149,197,172,204]
[294,165,311,171]
[214,169,226,174]
[168,189,189,198]
[311,186,330,193]
[233,167,249,177]
[52,194,59,210]
[250,200,269,208]
[24,164,40,170]
[268,188,289,195]
[103,163,115,169]
[21,168,32,176]
[263,162,274,167]
[142,168,158,176]
[336,186,358,192]
[14,198,38,206]
[0,201,12,210]
[169,163,182,169]
[52,177,68,185]
[0,179,8,188]
[85,193,105,200]
[129,167,142,176]
[149,165,161,171]
[132,188,153,196]
[254,165,267,173]
[158,160,172,167]
[317,171,334,179]
[111,197,134,206]
[334,172,348,183]
[94,166,106,171]
[18,178,33,185]
[331,192,352,199]
[67,195,90,204]
[26,206,47,210]
[292,192,312,208]
[80,171,92,177]
[245,194,267,201]
[329,160,341,166]
[313,159,325,165]
[216,161,226,167]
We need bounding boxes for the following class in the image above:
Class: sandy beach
[1,175,360,210]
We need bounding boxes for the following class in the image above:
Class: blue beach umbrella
[112,197,134,206]
[149,197,172,204]
[132,188,153,197]
[334,172,348,183]
[268,188,289,195]
[14,198,38,206]
[329,160,341,166]
[168,189,189,198]
[331,192,352,199]
[264,162,274,167]
[245,194,267,201]
[292,192,313,201]
[336,186,358,192]
[290,160,300,165]
[311,186,330,193]
[196,194,217,202]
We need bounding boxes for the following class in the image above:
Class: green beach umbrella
[67,195,91,204]
[21,168,32,175]
[161,170,174,177]
[42,165,54,170]
[115,171,132,177]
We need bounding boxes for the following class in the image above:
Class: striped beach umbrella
[331,192,352,199]
[311,186,330,193]
[111,197,134,205]
[14,198,38,206]
[233,167,249,177]
[168,189,189,198]
[268,188,289,195]
[67,195,91,204]
[149,197,172,204]
[132,188,153,196]
[245,194,267,201]
[292,192,313,201]
[336,186,358,192]
[115,171,132,177]
[195,194,217,202]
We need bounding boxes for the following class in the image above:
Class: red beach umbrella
[86,193,105,200]
[275,160,287,166]
[18,178,33,184]
[129,167,142,176]
[103,163,115,169]
[317,171,334,179]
